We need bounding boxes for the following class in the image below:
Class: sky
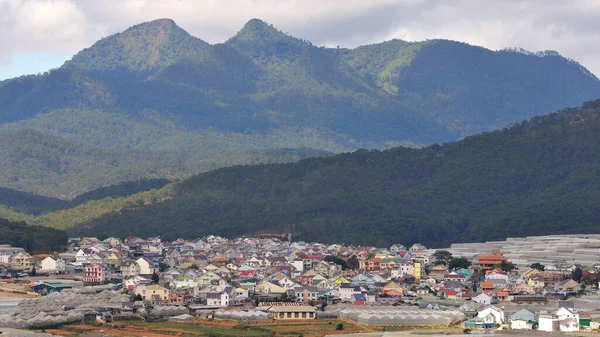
[1,0,600,80]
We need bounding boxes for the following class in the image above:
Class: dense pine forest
[0,218,67,253]
[49,100,600,247]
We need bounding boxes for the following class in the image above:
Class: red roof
[445,290,457,296]
[481,282,494,288]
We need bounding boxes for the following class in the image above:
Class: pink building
[83,264,107,283]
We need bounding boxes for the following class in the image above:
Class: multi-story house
[39,257,66,274]
[135,284,171,304]
[135,257,156,275]
[82,264,108,283]
[10,252,34,269]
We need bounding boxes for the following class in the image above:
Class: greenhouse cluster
[0,289,129,328]
[340,308,465,327]
[214,310,270,322]
[149,305,188,318]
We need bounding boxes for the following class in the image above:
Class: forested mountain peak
[226,18,310,57]
[64,18,209,72]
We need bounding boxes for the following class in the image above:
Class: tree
[433,250,453,266]
[324,255,348,270]
[530,263,545,271]
[347,255,359,270]
[133,294,143,301]
[449,257,471,271]
[336,323,344,330]
[500,260,516,272]
[30,266,36,277]
[572,266,583,282]
[151,271,159,284]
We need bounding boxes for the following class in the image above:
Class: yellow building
[331,276,351,285]
[135,284,171,303]
[527,275,545,289]
[414,262,425,280]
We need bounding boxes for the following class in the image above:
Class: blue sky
[0,52,75,80]
[1,0,599,81]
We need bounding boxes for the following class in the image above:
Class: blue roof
[353,294,365,301]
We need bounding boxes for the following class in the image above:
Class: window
[287,313,292,318]
[309,313,314,318]
[279,313,284,318]
[302,312,306,318]
[295,313,299,318]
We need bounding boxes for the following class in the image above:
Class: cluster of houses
[3,235,600,330]
[463,304,596,332]
[0,245,35,273]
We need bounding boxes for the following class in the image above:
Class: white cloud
[1,0,600,76]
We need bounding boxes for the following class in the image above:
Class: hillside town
[2,234,600,333]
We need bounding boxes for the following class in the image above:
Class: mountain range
[0,18,599,197]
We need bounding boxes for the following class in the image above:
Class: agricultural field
[41,319,377,337]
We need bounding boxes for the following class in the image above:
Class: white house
[39,257,65,273]
[124,276,150,290]
[339,284,362,300]
[556,307,579,321]
[485,272,509,282]
[472,292,493,305]
[294,286,319,302]
[557,307,580,332]
[233,287,249,300]
[477,305,505,324]
[538,308,580,332]
[511,319,534,330]
[121,261,141,277]
[135,257,155,275]
[538,314,559,332]
[75,249,94,265]
[0,252,11,264]
[206,292,229,306]
[291,260,304,272]
[559,318,580,332]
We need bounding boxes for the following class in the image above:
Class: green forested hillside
[64,100,600,247]
[0,218,67,253]
[0,187,65,215]
[0,129,328,197]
